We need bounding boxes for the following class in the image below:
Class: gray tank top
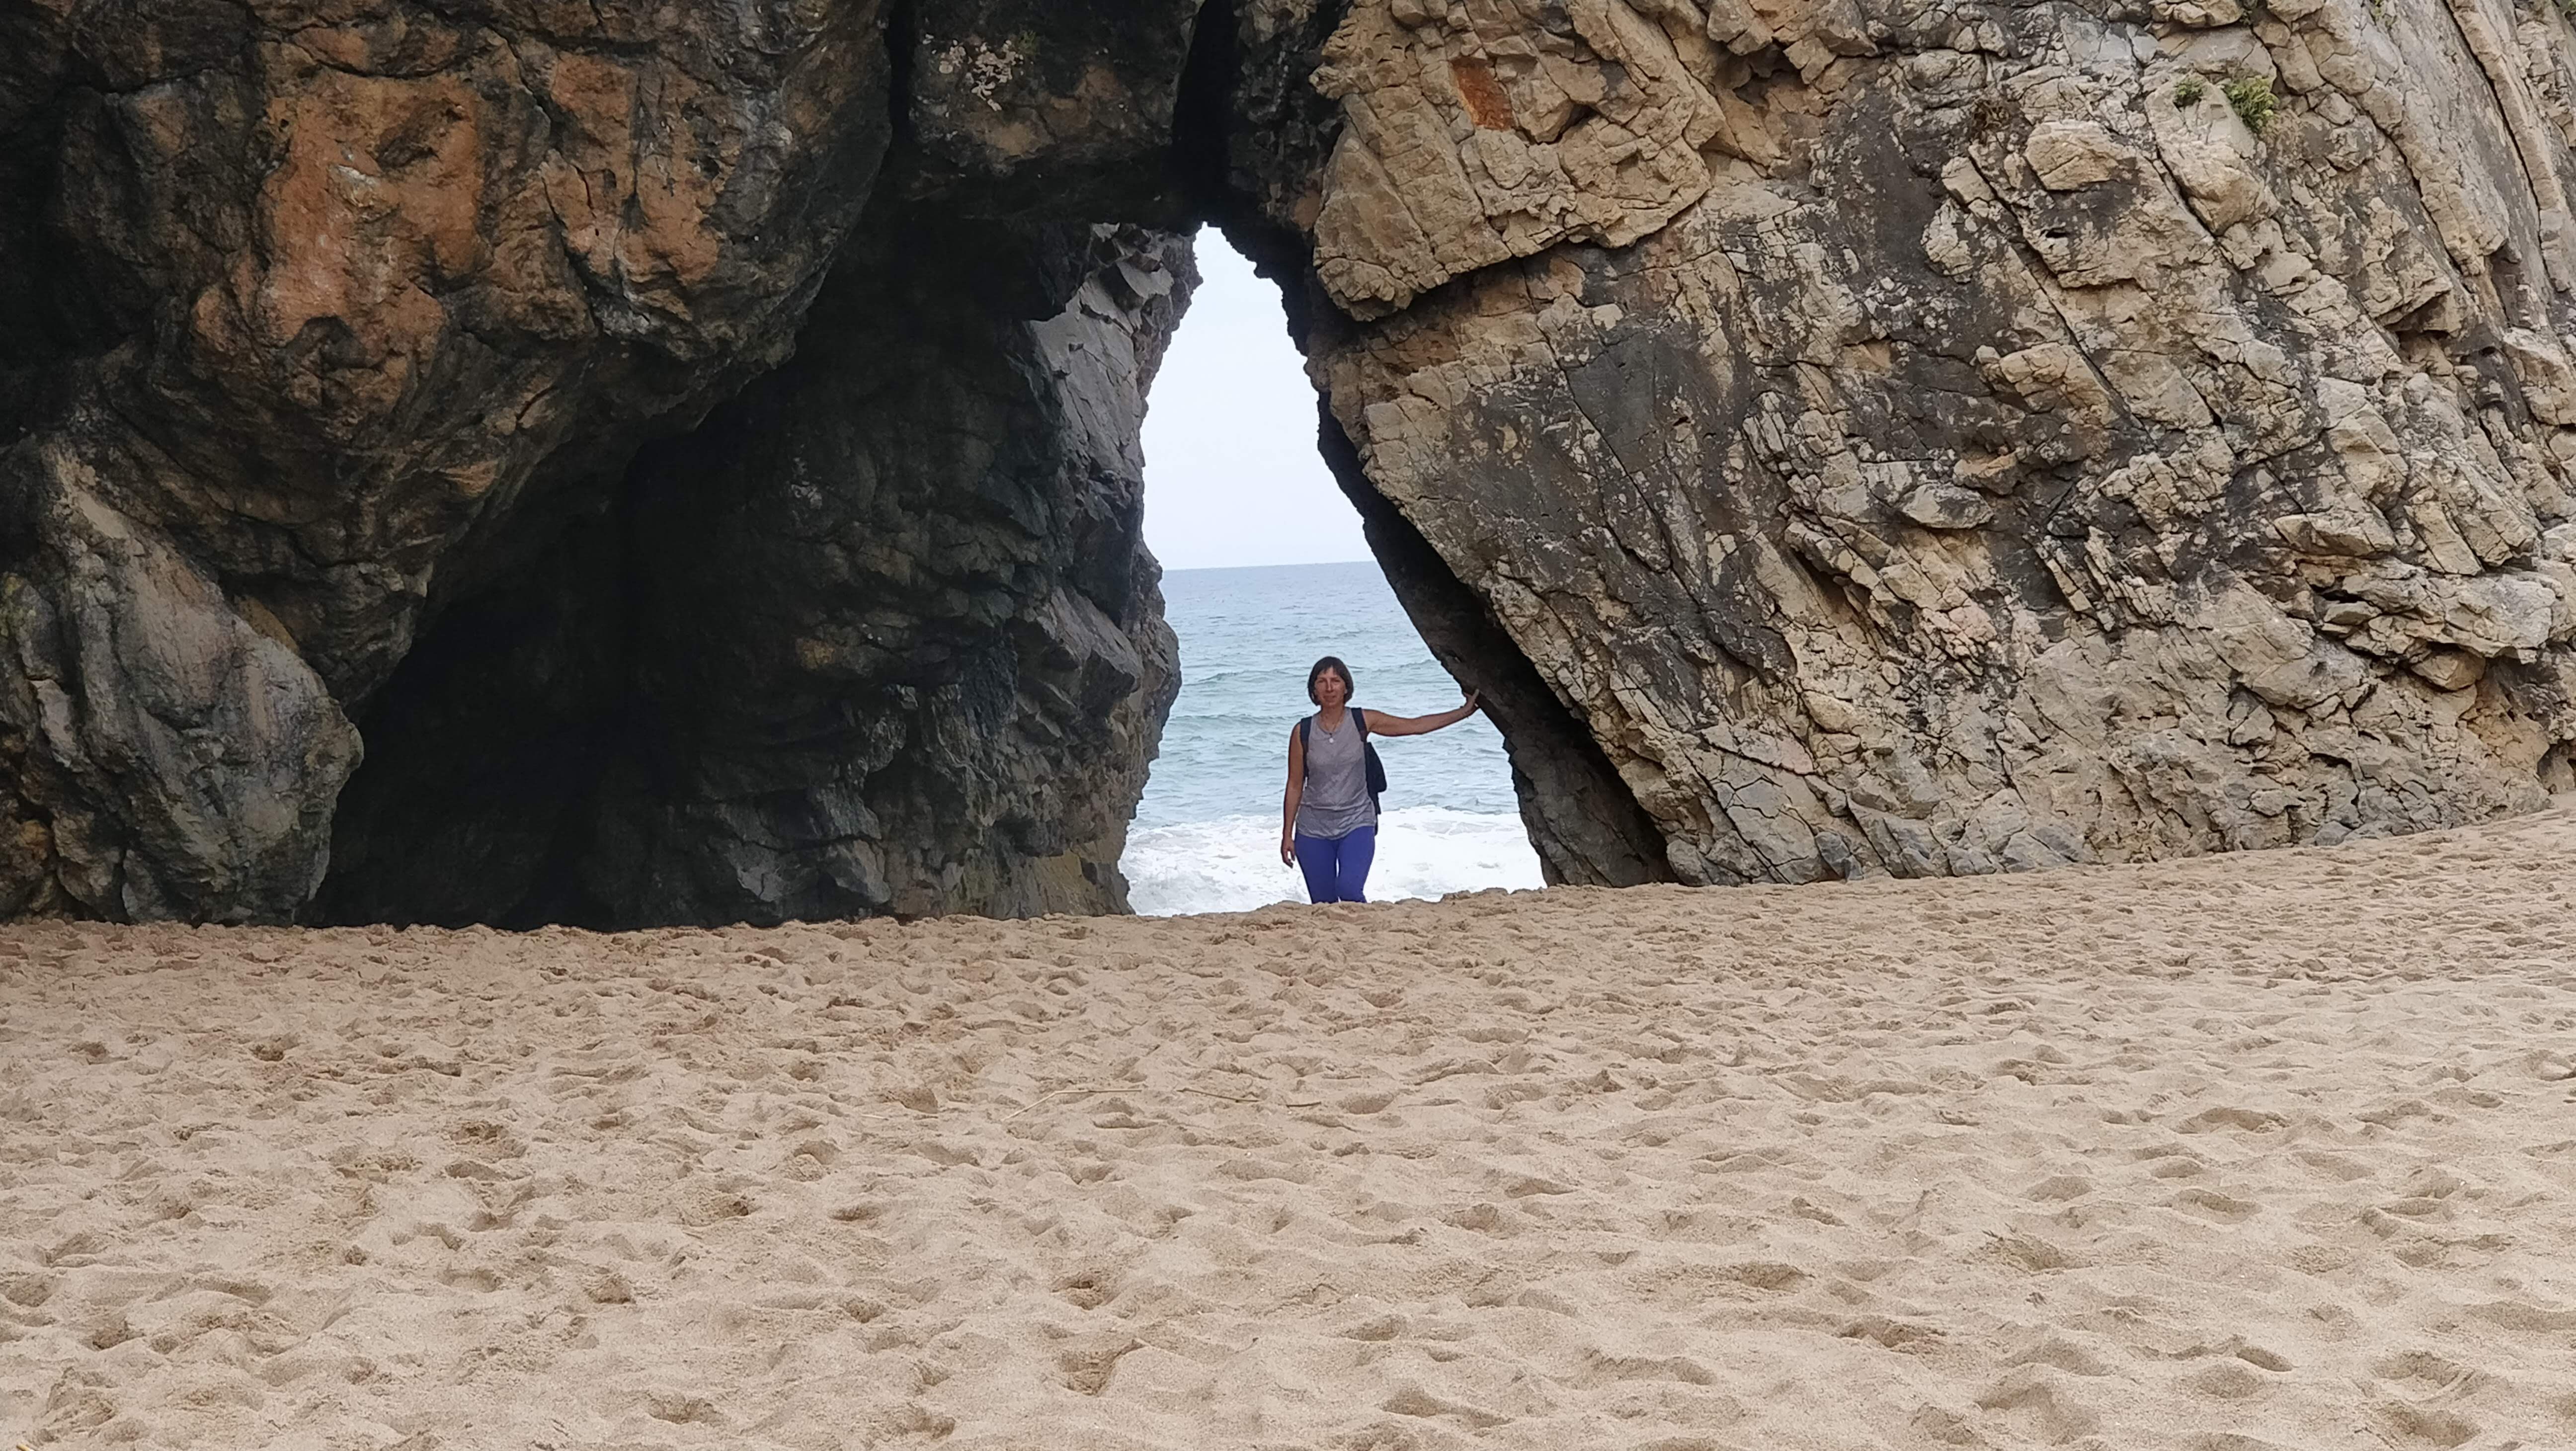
[1295,710,1377,839]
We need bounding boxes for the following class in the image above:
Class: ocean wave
[1122,806,1544,917]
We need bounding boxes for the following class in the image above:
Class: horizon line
[1162,557,1376,573]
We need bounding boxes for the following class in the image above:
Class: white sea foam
[1122,806,1545,917]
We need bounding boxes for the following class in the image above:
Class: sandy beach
[4,808,2575,1450]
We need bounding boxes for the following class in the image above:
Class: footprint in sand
[1339,1313,1406,1341]
[1054,1335,1140,1396]
[2134,1145,2211,1180]
[1053,1270,1116,1310]
[1984,1233,2083,1273]
[2370,1350,2480,1399]
[1908,1405,1986,1446]
[674,1185,755,1226]
[2370,1402,2480,1449]
[1380,1382,1510,1430]
[1975,1367,2102,1442]
[2292,1149,2375,1182]
[2230,1343,2292,1372]
[2176,1106,2289,1134]
[1564,1351,1720,1388]
[2180,1360,2270,1401]
[2007,1335,2114,1377]
[1839,1316,1946,1354]
[2024,1175,2093,1202]
[2467,1298,2576,1332]
[2169,1188,2260,1222]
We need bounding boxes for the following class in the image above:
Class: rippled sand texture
[6,810,2576,1450]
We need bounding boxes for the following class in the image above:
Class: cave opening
[1120,228,1542,914]
[300,0,1675,932]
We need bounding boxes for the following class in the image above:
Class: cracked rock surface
[0,0,893,921]
[1279,0,2576,885]
[11,0,2576,922]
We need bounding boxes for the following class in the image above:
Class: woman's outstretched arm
[1359,692,1481,737]
[1279,723,1306,865]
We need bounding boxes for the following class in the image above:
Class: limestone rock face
[1268,0,2576,885]
[13,0,2576,922]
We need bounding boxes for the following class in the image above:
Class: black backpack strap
[1352,707,1367,736]
[1355,709,1386,808]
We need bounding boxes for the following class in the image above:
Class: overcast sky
[1140,230,1371,571]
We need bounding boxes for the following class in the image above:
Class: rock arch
[6,0,2576,924]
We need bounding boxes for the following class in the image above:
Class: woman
[1281,655,1480,904]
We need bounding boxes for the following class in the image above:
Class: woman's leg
[1337,825,1377,904]
[1294,833,1341,903]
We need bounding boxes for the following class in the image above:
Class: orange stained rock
[1449,56,1517,131]
[244,69,492,419]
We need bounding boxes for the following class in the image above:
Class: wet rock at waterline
[8,0,2576,923]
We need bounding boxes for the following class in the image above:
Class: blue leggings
[1295,824,1377,904]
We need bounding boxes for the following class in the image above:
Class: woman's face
[1314,669,1350,707]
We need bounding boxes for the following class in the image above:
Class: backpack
[1300,709,1387,811]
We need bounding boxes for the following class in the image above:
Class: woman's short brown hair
[1306,655,1353,706]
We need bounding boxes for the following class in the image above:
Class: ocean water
[1121,561,1545,915]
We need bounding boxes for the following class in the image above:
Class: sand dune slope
[5,809,2576,1449]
